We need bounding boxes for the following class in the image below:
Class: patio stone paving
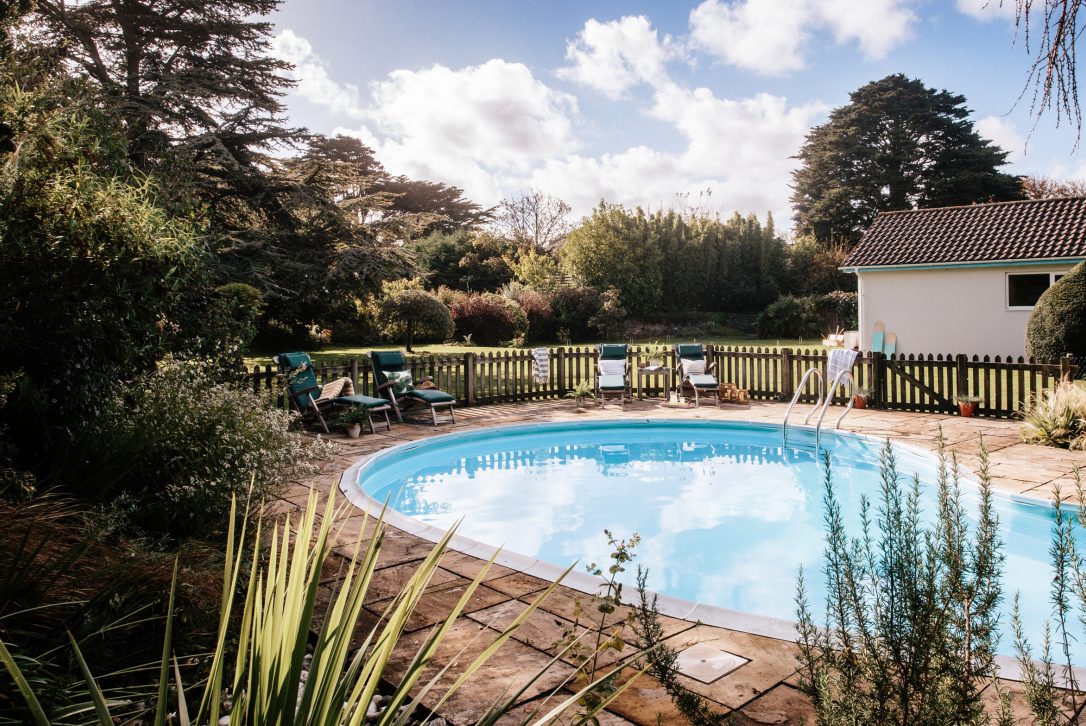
[274,397,1085,724]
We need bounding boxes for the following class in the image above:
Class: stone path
[275,398,1085,725]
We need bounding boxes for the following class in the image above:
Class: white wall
[857,265,1074,358]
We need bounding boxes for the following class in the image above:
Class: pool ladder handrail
[782,368,824,447]
[813,370,856,448]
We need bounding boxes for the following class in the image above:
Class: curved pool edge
[336,417,1074,685]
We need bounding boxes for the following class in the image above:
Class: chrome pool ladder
[782,368,857,448]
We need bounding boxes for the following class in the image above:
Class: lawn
[247,336,833,367]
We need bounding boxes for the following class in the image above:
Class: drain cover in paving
[675,642,749,683]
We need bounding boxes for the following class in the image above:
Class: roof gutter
[839,256,1086,274]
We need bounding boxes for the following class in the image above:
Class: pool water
[356,419,1077,658]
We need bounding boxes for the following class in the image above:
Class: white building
[840,198,1086,358]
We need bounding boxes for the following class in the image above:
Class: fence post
[956,353,968,398]
[780,348,793,401]
[465,352,476,406]
[1062,354,1074,382]
[557,347,567,396]
[872,352,885,408]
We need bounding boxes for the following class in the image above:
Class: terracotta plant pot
[853,395,867,409]
[346,423,362,438]
[958,402,978,418]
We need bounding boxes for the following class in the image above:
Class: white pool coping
[336,416,1082,686]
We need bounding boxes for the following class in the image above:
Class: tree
[1025,261,1086,361]
[1020,175,1086,199]
[412,230,474,289]
[378,290,453,352]
[495,190,573,252]
[792,74,1023,247]
[457,232,515,291]
[1008,0,1086,139]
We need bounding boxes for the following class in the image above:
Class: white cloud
[955,0,1016,21]
[977,115,1026,164]
[557,16,680,98]
[689,0,915,75]
[270,30,368,119]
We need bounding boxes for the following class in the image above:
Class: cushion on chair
[406,388,455,404]
[599,344,628,360]
[598,374,626,391]
[599,359,625,376]
[334,395,391,409]
[385,370,414,396]
[688,374,719,389]
[371,350,406,370]
[682,358,706,376]
[676,344,704,360]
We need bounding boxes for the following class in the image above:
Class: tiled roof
[842,197,1086,268]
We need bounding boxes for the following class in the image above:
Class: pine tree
[791,74,1023,247]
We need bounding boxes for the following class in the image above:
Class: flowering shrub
[86,359,331,537]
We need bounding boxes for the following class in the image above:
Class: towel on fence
[681,358,706,377]
[827,348,858,386]
[599,359,625,377]
[531,348,550,384]
[318,377,355,402]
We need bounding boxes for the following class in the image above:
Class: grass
[248,336,831,367]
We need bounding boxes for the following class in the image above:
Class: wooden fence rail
[246,346,1078,419]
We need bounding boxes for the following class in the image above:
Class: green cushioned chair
[275,352,392,434]
[595,343,630,407]
[674,343,721,407]
[369,350,456,426]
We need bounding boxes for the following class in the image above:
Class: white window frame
[1006,271,1065,311]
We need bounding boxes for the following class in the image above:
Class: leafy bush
[552,286,603,341]
[378,289,454,351]
[1021,381,1086,450]
[815,290,858,331]
[589,287,628,338]
[756,295,819,338]
[1026,262,1086,362]
[82,360,329,538]
[796,441,1009,724]
[517,289,556,340]
[450,293,528,346]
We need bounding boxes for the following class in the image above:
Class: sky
[267,0,1086,233]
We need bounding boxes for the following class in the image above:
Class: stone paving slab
[275,397,1086,724]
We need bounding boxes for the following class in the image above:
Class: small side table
[637,365,672,400]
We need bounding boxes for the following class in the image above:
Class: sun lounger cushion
[681,358,706,376]
[688,374,718,389]
[334,395,391,409]
[598,374,626,391]
[406,388,455,404]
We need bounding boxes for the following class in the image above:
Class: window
[1007,272,1065,309]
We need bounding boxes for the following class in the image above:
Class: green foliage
[515,289,556,341]
[784,238,857,295]
[589,287,628,339]
[449,293,528,346]
[1021,381,1086,450]
[213,283,266,358]
[338,406,372,426]
[815,290,859,331]
[412,229,474,289]
[757,296,820,338]
[795,438,1007,725]
[792,74,1023,246]
[378,289,454,352]
[552,286,604,341]
[566,380,596,406]
[510,248,563,290]
[81,360,328,538]
[1025,261,1086,361]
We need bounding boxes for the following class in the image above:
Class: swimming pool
[347,419,1077,659]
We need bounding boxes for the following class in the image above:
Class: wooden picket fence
[246,346,1078,419]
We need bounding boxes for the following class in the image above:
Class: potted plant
[566,380,596,411]
[853,389,873,409]
[645,341,667,368]
[956,394,982,418]
[339,406,371,438]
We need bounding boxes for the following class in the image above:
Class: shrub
[552,285,603,341]
[517,289,556,340]
[434,284,469,309]
[450,293,528,346]
[756,295,819,338]
[1021,381,1086,450]
[378,289,454,351]
[590,287,628,338]
[815,290,858,331]
[1026,262,1086,362]
[82,360,329,538]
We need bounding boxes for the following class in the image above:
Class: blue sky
[268,0,1086,232]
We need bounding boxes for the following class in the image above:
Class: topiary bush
[450,293,528,345]
[378,289,454,351]
[1026,262,1086,362]
[82,359,330,538]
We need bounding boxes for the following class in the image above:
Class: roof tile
[843,198,1086,268]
